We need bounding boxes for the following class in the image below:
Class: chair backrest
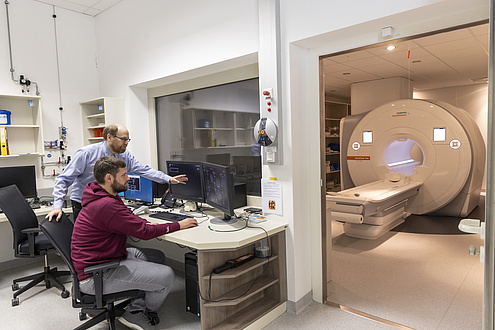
[39,213,82,300]
[0,185,40,250]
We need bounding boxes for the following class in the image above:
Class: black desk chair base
[76,299,131,330]
[11,253,70,306]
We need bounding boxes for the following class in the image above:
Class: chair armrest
[21,227,41,234]
[84,260,121,309]
[84,260,120,274]
[21,227,41,256]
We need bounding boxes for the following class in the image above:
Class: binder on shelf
[0,126,9,155]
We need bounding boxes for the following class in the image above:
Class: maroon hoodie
[71,181,180,280]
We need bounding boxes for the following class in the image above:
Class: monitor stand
[210,214,238,225]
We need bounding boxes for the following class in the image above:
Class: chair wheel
[12,283,19,291]
[79,312,87,321]
[12,298,19,307]
[61,290,70,298]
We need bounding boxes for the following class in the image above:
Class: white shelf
[86,113,105,119]
[184,108,259,149]
[324,101,350,191]
[0,94,44,157]
[80,97,125,145]
[87,125,105,130]
[3,125,40,128]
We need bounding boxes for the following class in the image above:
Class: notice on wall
[262,178,282,215]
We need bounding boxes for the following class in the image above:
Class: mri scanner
[326,99,485,239]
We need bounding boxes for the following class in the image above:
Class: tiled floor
[328,215,484,329]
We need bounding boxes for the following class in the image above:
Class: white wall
[0,0,98,263]
[0,0,99,188]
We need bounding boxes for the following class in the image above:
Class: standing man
[47,124,186,221]
[71,156,197,329]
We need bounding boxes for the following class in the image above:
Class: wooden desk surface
[140,206,287,250]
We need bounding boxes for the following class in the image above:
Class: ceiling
[33,0,123,16]
[322,23,489,100]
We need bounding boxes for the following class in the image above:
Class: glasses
[112,135,131,143]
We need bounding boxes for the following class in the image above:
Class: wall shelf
[80,97,125,145]
[0,94,44,157]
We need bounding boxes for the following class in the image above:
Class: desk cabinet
[197,230,286,329]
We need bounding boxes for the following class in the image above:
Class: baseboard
[286,291,313,315]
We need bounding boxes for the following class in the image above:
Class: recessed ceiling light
[386,45,396,51]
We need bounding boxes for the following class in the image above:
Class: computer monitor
[166,161,204,203]
[0,165,37,199]
[124,173,154,205]
[202,162,236,224]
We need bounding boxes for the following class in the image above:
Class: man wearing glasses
[47,123,187,221]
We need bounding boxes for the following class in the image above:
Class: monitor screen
[202,162,236,224]
[166,161,204,203]
[124,172,154,204]
[0,165,37,199]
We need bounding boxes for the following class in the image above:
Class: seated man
[71,156,197,330]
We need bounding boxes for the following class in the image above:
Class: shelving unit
[324,101,350,192]
[0,94,44,158]
[197,231,286,329]
[80,97,125,145]
[183,108,259,149]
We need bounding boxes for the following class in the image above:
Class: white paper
[262,178,282,215]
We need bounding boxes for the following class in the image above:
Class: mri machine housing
[328,99,485,239]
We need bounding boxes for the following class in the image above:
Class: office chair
[40,212,143,330]
[0,184,70,306]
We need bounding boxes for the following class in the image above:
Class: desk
[141,207,288,330]
[0,205,72,223]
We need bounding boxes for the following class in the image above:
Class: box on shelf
[94,127,104,137]
[0,110,11,125]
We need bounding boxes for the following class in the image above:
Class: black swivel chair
[0,184,70,306]
[40,212,143,330]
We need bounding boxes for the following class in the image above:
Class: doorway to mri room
[320,21,489,329]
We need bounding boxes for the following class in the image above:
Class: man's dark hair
[102,124,119,141]
[94,156,126,184]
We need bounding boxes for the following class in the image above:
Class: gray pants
[79,247,174,312]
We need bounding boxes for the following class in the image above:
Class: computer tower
[185,252,200,317]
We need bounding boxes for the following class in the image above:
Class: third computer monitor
[166,161,204,203]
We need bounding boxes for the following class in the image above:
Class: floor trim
[324,301,415,330]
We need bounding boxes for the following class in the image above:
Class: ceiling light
[386,45,396,51]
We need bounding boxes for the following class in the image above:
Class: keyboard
[30,203,41,210]
[149,212,189,222]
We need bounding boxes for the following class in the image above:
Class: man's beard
[111,180,128,193]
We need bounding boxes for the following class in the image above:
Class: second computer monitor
[166,161,204,203]
[124,173,154,204]
[202,162,236,224]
